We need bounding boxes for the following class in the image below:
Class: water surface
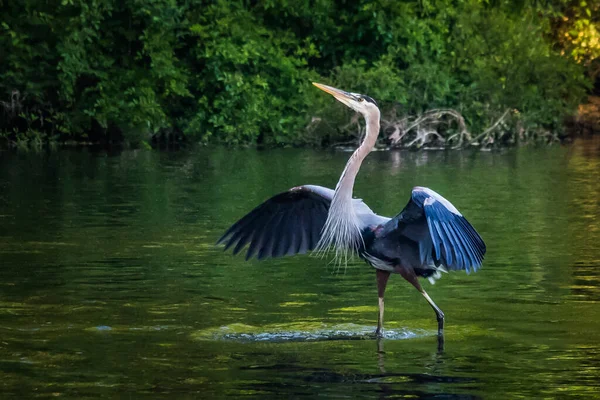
[1,139,599,398]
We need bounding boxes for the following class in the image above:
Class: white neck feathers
[315,108,380,263]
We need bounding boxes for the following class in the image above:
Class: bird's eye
[358,97,364,102]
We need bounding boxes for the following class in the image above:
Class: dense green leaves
[0,0,594,147]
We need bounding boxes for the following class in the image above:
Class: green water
[1,140,599,398]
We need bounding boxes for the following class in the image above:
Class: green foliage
[182,1,319,145]
[0,0,593,147]
[449,3,589,132]
[305,0,589,144]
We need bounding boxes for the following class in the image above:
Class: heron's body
[218,83,486,338]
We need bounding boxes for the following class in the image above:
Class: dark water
[1,139,600,398]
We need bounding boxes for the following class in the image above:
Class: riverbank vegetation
[1,0,598,149]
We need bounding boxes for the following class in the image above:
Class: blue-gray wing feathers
[391,187,486,273]
[219,184,485,273]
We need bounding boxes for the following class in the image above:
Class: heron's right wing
[217,185,332,260]
[382,186,485,273]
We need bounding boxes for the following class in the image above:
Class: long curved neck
[335,109,381,199]
[315,108,381,262]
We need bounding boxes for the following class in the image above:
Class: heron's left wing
[384,186,486,273]
[217,185,332,260]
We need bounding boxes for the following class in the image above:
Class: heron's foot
[436,313,445,334]
[436,316,445,353]
[437,332,445,353]
[376,336,385,357]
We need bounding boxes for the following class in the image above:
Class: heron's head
[312,82,379,119]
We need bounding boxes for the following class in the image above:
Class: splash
[191,323,429,343]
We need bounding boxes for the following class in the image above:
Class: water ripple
[192,323,430,342]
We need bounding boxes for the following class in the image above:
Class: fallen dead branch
[310,106,555,150]
[383,108,516,149]
[467,109,511,147]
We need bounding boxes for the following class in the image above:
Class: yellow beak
[312,82,355,103]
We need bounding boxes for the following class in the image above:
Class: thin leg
[395,265,445,337]
[375,269,391,337]
[421,290,445,352]
[421,290,445,334]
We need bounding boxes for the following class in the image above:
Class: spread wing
[384,186,486,273]
[217,185,333,260]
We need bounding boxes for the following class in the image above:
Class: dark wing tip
[218,186,331,261]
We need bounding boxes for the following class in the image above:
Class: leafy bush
[0,0,593,147]
[181,1,320,145]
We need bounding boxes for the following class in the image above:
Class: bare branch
[468,109,511,146]
[314,105,524,150]
[383,108,471,149]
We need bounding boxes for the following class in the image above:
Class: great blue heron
[218,82,486,337]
